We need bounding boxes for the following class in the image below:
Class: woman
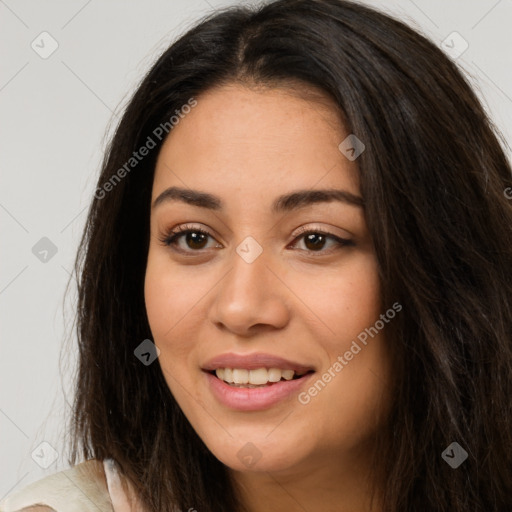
[2,0,512,511]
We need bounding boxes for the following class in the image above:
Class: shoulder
[10,509,54,512]
[0,459,113,512]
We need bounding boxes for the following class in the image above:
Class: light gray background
[1,0,511,498]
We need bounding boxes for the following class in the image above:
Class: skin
[144,83,394,512]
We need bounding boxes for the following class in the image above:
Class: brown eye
[303,232,328,251]
[158,225,354,256]
[158,225,220,253]
[291,229,354,254]
[183,231,209,250]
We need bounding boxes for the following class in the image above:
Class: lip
[201,352,315,374]
[203,370,315,411]
[201,352,316,411]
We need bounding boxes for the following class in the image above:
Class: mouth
[205,367,315,388]
[201,352,316,410]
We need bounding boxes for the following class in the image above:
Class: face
[144,83,393,476]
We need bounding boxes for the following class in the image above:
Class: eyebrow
[151,186,364,213]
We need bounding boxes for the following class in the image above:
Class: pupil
[305,233,325,251]
[185,232,326,251]
[187,232,207,249]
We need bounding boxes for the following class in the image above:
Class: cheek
[144,267,195,400]
[144,266,172,340]
[144,249,196,337]
[144,253,195,364]
[308,253,382,340]
[301,255,390,431]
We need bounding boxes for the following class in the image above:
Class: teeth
[281,369,295,381]
[232,368,249,384]
[249,368,269,385]
[268,368,282,382]
[214,367,299,386]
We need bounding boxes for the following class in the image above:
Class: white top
[0,459,145,512]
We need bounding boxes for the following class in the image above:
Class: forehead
[152,84,360,208]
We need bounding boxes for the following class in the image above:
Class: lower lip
[203,371,314,411]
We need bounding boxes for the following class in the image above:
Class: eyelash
[158,223,354,256]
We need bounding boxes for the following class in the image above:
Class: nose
[208,244,290,336]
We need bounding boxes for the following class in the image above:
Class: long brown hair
[67,1,512,510]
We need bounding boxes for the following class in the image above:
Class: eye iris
[187,232,208,249]
[304,233,326,251]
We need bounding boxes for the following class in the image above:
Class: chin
[200,429,309,473]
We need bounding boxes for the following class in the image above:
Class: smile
[201,352,316,411]
[203,368,315,411]
[213,367,309,387]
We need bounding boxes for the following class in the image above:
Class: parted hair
[67,0,512,510]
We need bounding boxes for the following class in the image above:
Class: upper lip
[201,352,315,375]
